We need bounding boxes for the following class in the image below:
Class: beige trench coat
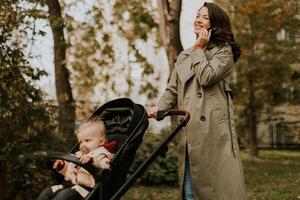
[158,43,247,200]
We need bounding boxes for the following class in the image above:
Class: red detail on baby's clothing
[103,140,117,153]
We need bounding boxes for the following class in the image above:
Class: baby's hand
[53,160,65,171]
[75,151,83,158]
[79,154,93,164]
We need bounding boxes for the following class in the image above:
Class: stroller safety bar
[47,153,111,182]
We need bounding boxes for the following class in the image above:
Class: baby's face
[77,126,105,154]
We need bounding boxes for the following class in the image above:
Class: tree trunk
[248,77,258,157]
[157,0,183,77]
[246,14,259,158]
[157,0,183,127]
[47,0,75,141]
[246,47,258,157]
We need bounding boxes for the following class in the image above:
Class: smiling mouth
[194,23,202,27]
[195,25,203,30]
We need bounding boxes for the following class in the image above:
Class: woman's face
[194,6,211,32]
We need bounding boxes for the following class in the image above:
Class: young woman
[148,2,247,200]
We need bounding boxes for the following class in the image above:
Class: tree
[157,0,183,76]
[0,1,61,199]
[67,0,160,102]
[46,0,76,140]
[216,0,300,157]
[63,0,183,106]
[157,0,183,126]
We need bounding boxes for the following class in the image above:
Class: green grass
[243,150,300,200]
[122,150,300,200]
[121,185,178,200]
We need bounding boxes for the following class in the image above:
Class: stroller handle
[157,109,190,126]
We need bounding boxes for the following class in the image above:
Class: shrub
[129,128,179,185]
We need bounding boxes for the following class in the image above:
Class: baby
[37,118,116,200]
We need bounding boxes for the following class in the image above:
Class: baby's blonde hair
[77,117,107,141]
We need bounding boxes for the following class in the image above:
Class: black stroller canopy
[90,98,148,151]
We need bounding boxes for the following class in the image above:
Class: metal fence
[257,121,300,148]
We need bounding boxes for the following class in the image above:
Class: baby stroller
[47,98,190,200]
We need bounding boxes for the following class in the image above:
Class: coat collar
[175,57,195,86]
[175,42,219,86]
[181,42,217,56]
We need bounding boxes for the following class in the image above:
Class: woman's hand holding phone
[194,28,211,49]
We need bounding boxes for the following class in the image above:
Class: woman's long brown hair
[203,2,241,63]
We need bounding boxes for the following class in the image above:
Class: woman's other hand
[147,106,159,119]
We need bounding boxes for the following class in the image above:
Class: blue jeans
[184,152,194,200]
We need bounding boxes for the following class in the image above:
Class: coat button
[200,116,206,121]
[197,92,202,97]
